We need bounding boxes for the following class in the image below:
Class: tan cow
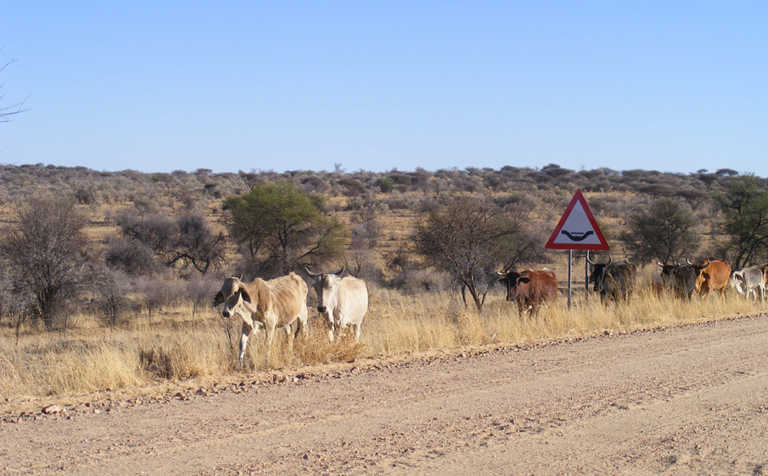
[213,273,308,365]
[305,266,368,342]
[692,259,731,298]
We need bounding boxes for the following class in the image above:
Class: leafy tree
[414,196,545,312]
[716,176,768,269]
[375,177,394,193]
[620,198,699,264]
[224,181,347,276]
[0,198,93,329]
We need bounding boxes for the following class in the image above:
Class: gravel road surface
[3,315,768,475]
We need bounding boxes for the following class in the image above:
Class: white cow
[213,273,309,365]
[730,265,766,301]
[305,266,368,342]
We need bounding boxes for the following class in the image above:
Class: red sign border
[545,189,609,251]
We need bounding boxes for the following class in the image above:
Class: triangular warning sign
[545,190,609,250]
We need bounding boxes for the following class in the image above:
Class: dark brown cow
[692,259,731,297]
[497,269,558,317]
[657,259,698,300]
[587,255,637,303]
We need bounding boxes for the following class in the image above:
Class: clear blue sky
[1,2,766,175]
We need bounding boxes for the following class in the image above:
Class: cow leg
[264,324,275,365]
[295,305,308,340]
[239,323,253,367]
[354,322,362,341]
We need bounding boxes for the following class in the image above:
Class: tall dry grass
[1,287,765,401]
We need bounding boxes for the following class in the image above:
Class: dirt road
[3,315,768,475]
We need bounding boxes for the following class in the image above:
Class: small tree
[166,214,225,274]
[186,275,220,317]
[224,181,347,276]
[415,196,544,312]
[96,270,127,329]
[112,212,225,275]
[620,198,699,264]
[0,198,92,329]
[716,176,768,269]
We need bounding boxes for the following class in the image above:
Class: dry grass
[1,287,765,402]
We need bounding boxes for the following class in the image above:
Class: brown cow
[497,269,558,317]
[692,259,731,297]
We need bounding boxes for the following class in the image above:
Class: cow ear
[735,274,745,282]
[239,286,252,303]
[518,277,531,284]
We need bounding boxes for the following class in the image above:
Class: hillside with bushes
[0,162,763,329]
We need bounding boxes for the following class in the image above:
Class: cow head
[657,258,689,284]
[586,253,612,292]
[305,265,344,315]
[657,261,677,285]
[214,276,247,318]
[213,276,240,306]
[729,270,747,295]
[496,270,522,301]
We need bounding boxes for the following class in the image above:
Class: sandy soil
[3,315,768,475]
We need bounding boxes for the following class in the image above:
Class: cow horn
[586,251,595,265]
[304,265,321,278]
[496,270,507,277]
[606,255,612,265]
[686,256,693,265]
[657,261,664,268]
[334,266,345,276]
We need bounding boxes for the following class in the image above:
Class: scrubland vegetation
[1,163,767,403]
[2,286,764,402]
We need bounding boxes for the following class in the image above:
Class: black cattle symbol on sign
[560,230,594,242]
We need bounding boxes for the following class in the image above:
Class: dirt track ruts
[3,315,768,475]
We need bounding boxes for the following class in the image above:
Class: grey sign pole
[567,249,573,309]
[585,251,590,301]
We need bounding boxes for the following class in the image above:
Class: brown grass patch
[0,286,765,403]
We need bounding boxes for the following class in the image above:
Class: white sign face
[551,201,602,245]
[546,189,609,250]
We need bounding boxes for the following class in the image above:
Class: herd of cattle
[212,267,369,365]
[497,256,768,316]
[211,257,766,364]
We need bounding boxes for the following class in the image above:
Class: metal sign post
[585,251,590,301]
[545,190,609,309]
[567,250,573,309]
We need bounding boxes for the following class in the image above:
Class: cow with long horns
[587,253,637,303]
[657,257,698,300]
